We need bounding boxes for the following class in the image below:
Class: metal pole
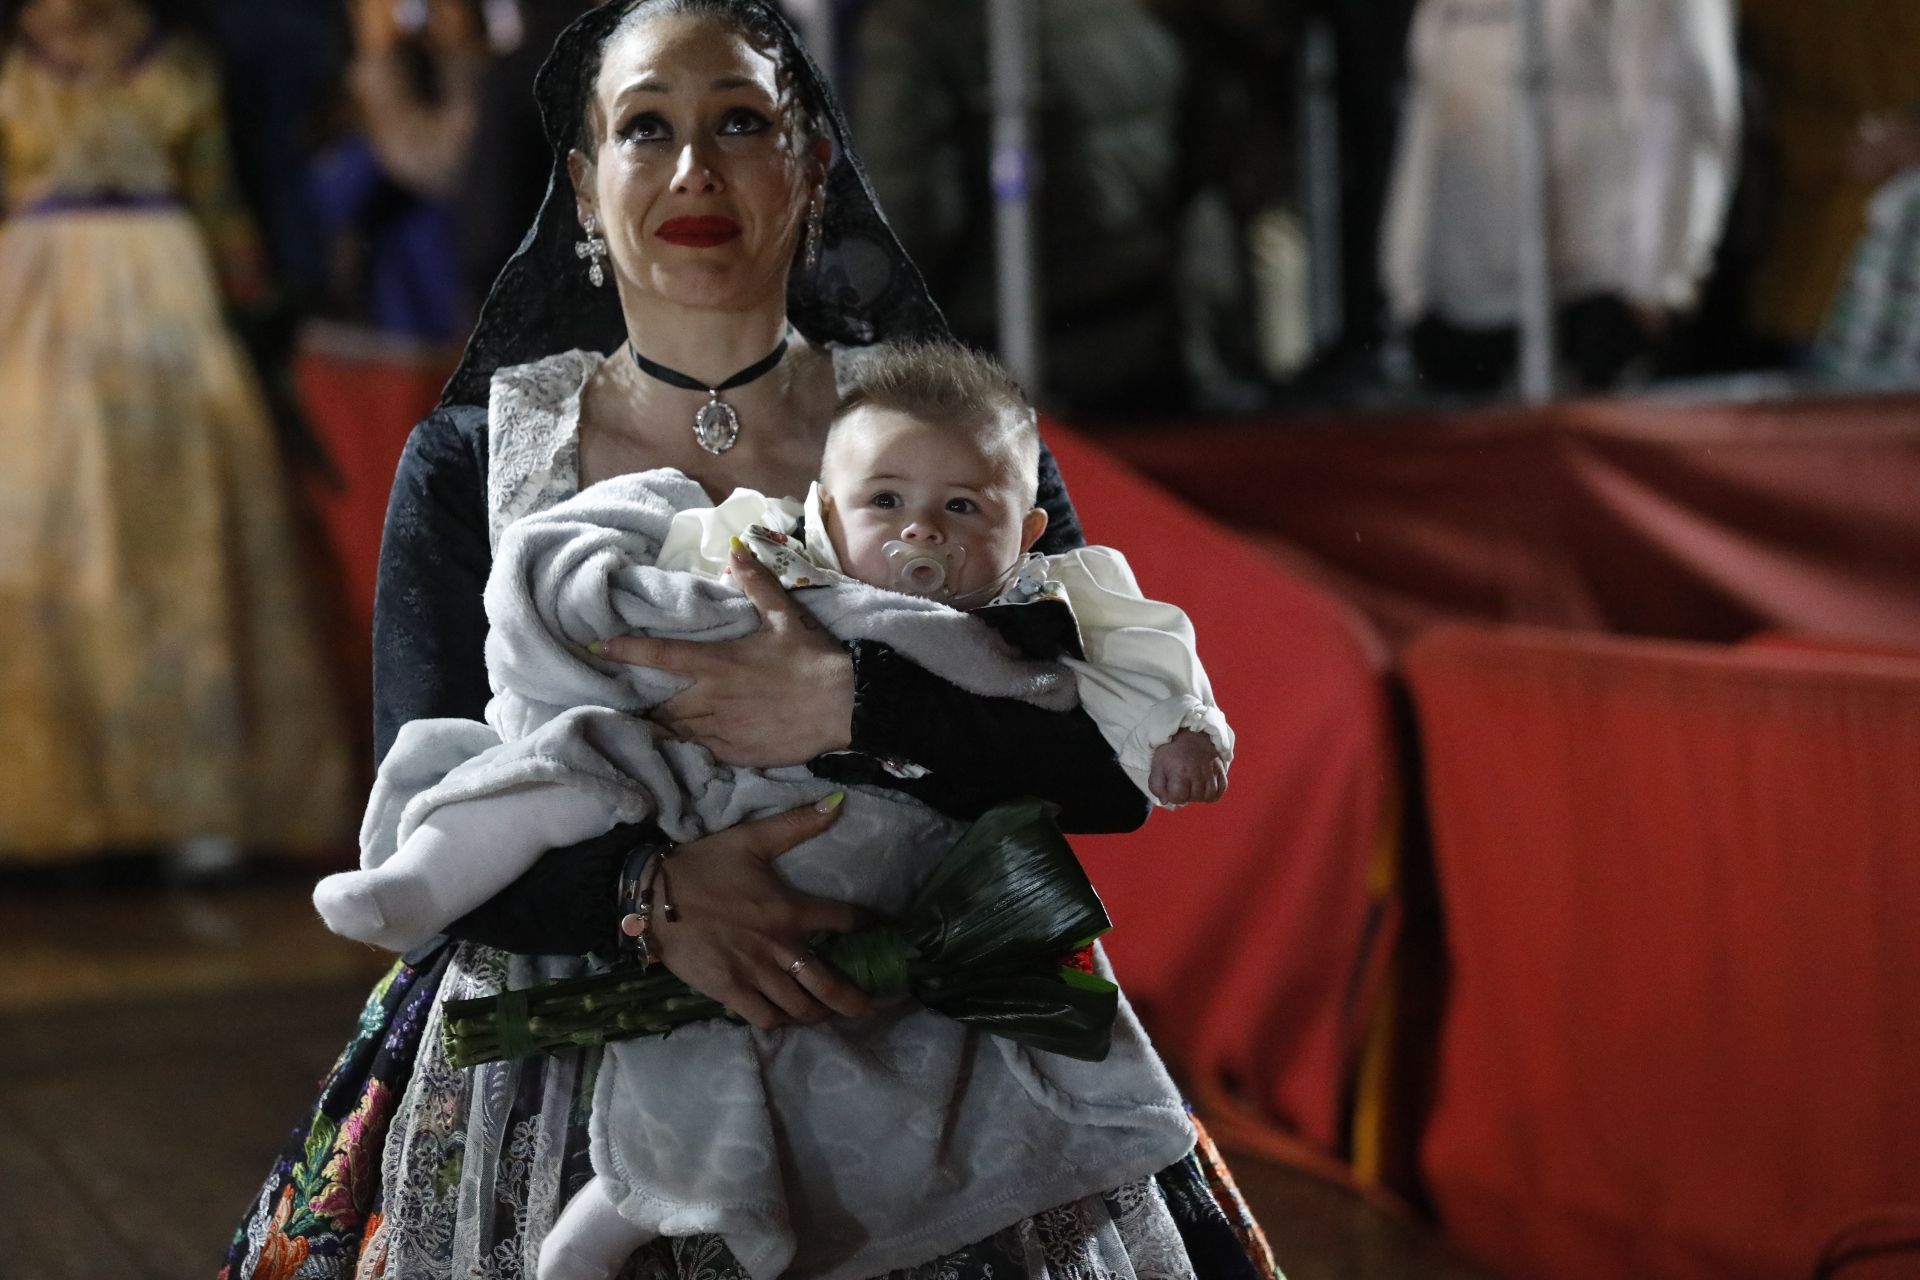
[988,0,1043,394]
[1301,17,1344,353]
[1513,0,1556,402]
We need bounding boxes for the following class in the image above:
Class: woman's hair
[573,0,824,158]
[829,342,1041,503]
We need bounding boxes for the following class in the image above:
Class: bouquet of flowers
[441,797,1120,1067]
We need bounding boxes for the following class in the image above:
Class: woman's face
[572,14,817,314]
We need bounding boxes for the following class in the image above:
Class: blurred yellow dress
[0,34,351,858]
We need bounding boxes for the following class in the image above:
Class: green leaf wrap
[442,798,1119,1067]
[815,927,915,998]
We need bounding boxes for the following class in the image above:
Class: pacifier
[882,539,967,598]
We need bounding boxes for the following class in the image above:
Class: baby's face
[820,407,1044,603]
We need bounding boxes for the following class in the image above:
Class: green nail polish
[814,790,846,813]
[586,640,604,656]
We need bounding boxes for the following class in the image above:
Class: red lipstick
[656,216,742,247]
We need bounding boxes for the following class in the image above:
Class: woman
[223,4,1275,1278]
[0,0,351,863]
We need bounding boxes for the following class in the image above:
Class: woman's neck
[618,293,792,389]
[582,289,837,493]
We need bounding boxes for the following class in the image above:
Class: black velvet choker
[628,331,791,455]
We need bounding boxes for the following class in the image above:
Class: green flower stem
[442,798,1122,1068]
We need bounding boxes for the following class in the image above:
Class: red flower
[355,1211,390,1278]
[1062,945,1095,974]
[250,1186,311,1280]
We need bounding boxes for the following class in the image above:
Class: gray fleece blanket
[358,470,1194,1280]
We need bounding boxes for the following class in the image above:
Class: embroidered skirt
[220,944,1279,1280]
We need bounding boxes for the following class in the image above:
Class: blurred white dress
[1381,0,1741,327]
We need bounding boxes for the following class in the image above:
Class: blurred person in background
[1149,0,1300,407]
[0,0,351,870]
[848,0,1189,414]
[196,0,353,475]
[311,0,489,343]
[1812,103,1920,382]
[1381,0,1740,394]
[454,0,601,319]
[1738,0,1920,360]
[200,0,350,301]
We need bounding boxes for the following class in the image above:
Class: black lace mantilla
[440,0,950,409]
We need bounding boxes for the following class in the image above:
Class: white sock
[314,786,618,951]
[539,1177,656,1280]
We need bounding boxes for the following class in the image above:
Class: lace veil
[439,0,948,409]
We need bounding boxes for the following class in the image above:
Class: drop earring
[576,213,609,287]
[803,196,823,271]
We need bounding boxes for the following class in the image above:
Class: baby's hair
[829,342,1041,504]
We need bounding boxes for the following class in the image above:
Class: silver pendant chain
[628,330,792,458]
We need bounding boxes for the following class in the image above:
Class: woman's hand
[600,543,855,767]
[654,796,874,1030]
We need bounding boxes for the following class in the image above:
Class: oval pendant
[694,398,740,454]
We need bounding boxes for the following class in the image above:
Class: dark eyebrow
[618,75,764,96]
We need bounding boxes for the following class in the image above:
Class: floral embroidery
[249,1186,311,1280]
[221,952,447,1280]
[307,1080,395,1229]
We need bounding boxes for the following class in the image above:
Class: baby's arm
[1042,546,1234,808]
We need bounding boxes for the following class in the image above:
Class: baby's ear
[1020,507,1049,553]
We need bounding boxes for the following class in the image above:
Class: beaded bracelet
[614,839,673,966]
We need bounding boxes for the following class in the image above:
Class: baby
[655,339,1233,809]
[314,341,1230,1280]
[790,340,1230,807]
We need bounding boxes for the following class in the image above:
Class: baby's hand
[1148,729,1229,807]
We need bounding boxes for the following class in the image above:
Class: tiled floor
[0,875,1498,1280]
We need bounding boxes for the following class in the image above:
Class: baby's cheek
[839,533,890,589]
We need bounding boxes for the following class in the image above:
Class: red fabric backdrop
[1043,428,1397,1158]
[1089,392,1920,654]
[1404,625,1920,1280]
[295,343,450,661]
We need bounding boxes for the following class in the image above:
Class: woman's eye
[720,108,770,136]
[869,491,900,509]
[946,498,979,515]
[620,113,670,142]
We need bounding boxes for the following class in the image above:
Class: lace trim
[481,345,872,548]
[485,350,600,550]
[378,944,595,1279]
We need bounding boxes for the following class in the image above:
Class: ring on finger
[786,952,813,978]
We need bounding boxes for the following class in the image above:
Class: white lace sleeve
[485,349,603,549]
